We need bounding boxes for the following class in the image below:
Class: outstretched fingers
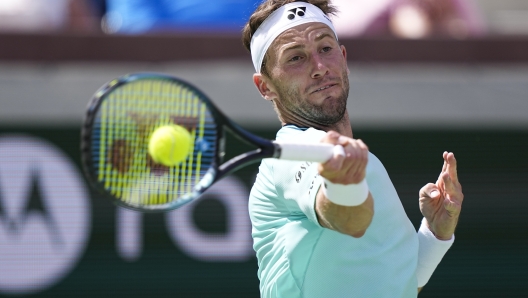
[441,155,463,216]
[442,151,448,173]
[445,152,459,184]
[420,152,464,240]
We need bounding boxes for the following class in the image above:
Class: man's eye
[321,46,332,53]
[289,56,301,62]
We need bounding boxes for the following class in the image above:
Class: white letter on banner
[0,135,90,295]
[166,176,253,261]
[116,207,142,262]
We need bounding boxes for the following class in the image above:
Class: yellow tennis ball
[148,124,192,166]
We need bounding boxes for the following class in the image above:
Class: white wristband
[322,178,369,206]
[416,218,454,287]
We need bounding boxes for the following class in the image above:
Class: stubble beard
[274,69,350,126]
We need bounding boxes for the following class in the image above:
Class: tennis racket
[81,73,340,212]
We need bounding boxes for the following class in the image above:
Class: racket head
[81,73,226,211]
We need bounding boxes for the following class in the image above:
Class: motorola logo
[287,6,306,20]
[0,134,252,294]
[0,135,91,295]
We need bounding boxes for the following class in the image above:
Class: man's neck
[322,112,353,138]
[281,111,353,138]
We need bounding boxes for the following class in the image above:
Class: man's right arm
[314,131,374,237]
[316,191,374,237]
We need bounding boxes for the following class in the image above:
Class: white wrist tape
[322,178,369,206]
[416,218,454,287]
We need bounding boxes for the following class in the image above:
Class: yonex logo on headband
[287,7,306,20]
[250,2,338,73]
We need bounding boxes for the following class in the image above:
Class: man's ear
[340,45,350,75]
[253,73,277,101]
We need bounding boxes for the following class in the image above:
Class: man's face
[259,22,349,126]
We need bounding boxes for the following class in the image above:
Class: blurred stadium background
[0,0,527,297]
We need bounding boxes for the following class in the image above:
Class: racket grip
[274,141,344,163]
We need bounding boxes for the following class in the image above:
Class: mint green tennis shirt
[249,126,419,297]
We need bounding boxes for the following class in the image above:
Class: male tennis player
[243,0,464,297]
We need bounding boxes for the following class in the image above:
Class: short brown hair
[242,0,338,76]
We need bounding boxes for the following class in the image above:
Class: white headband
[250,2,338,73]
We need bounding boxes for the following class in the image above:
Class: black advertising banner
[0,126,527,298]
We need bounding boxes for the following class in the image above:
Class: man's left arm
[417,151,464,290]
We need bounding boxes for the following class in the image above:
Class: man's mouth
[312,84,335,93]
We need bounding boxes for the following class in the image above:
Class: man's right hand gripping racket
[81,73,341,212]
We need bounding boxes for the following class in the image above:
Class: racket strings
[93,79,217,209]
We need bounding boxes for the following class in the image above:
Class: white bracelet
[416,218,454,287]
[322,178,369,206]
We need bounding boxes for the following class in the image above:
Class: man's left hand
[419,152,464,240]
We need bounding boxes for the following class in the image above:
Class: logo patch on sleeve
[294,161,312,183]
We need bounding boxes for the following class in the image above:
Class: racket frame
[81,73,280,211]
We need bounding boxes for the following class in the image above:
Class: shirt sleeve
[273,127,327,226]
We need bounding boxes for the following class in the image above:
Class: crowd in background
[2,0,525,39]
[0,0,104,33]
